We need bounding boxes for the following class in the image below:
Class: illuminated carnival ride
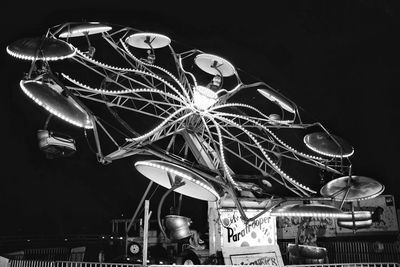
[7,22,385,238]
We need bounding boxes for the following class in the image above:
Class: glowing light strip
[199,115,222,169]
[355,189,385,201]
[257,88,295,114]
[6,46,76,61]
[120,39,191,102]
[59,26,112,38]
[214,112,325,162]
[339,219,373,223]
[271,204,346,218]
[338,211,372,221]
[270,211,344,218]
[206,115,238,188]
[134,160,220,200]
[210,102,294,124]
[61,73,185,104]
[212,114,315,194]
[126,107,191,142]
[304,139,354,158]
[332,187,384,202]
[19,80,92,129]
[337,219,373,228]
[75,48,187,102]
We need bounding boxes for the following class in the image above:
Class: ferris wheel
[7,22,384,223]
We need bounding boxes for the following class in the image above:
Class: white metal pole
[142,200,150,266]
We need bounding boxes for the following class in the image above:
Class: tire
[128,242,142,255]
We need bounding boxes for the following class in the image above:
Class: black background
[1,1,400,237]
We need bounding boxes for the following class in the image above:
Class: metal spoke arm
[210,114,315,195]
[103,117,189,162]
[212,111,347,173]
[72,50,189,102]
[65,86,183,120]
[202,126,308,197]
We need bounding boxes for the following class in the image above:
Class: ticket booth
[207,197,284,266]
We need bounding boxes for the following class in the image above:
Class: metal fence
[7,260,400,267]
[278,241,400,263]
[9,261,134,267]
[56,262,137,267]
[9,260,54,267]
[286,263,400,267]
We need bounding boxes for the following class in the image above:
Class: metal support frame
[123,180,154,259]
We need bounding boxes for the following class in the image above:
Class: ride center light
[193,85,218,110]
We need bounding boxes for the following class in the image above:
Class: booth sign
[219,209,276,249]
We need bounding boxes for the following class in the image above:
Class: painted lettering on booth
[227,216,271,243]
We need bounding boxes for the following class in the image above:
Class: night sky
[1,1,400,238]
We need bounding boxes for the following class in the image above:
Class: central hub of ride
[192,85,218,111]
